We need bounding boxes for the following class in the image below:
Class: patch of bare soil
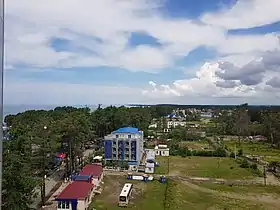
[102,176,126,204]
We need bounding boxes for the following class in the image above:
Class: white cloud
[5,0,280,72]
[142,61,280,104]
[4,0,280,104]
[201,0,280,30]
[5,0,224,71]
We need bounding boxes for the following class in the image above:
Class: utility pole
[234,144,237,160]
[41,126,48,207]
[263,166,267,186]
[0,1,4,209]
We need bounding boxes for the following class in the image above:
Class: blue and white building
[104,127,144,165]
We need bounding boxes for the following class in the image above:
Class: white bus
[118,183,133,207]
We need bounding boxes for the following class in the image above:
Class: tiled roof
[56,181,93,200]
[79,164,103,177]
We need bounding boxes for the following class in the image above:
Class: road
[104,170,276,185]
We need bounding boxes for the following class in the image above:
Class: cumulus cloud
[5,0,225,72]
[142,59,280,104]
[4,0,280,104]
[201,0,280,30]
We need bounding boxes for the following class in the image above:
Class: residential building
[167,120,186,129]
[55,181,94,210]
[155,145,169,156]
[104,127,144,165]
[148,123,157,128]
[145,149,156,174]
[75,164,103,187]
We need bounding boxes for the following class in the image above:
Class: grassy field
[198,182,280,195]
[264,156,280,163]
[167,180,278,210]
[168,156,257,179]
[180,140,211,150]
[225,140,280,157]
[91,176,276,210]
[154,156,169,174]
[90,176,166,210]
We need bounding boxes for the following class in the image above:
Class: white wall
[155,149,169,157]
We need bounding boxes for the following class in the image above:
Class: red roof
[79,164,103,177]
[56,181,93,200]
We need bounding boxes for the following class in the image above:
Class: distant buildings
[104,127,144,165]
[145,149,156,174]
[155,145,169,156]
[167,120,186,129]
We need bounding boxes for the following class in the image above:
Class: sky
[4,0,280,105]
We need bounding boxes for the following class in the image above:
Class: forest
[2,104,280,209]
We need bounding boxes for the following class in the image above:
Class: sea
[3,104,128,118]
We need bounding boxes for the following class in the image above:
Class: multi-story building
[167,120,186,128]
[104,127,144,165]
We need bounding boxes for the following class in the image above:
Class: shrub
[240,159,249,168]
[238,149,243,156]
[251,163,258,170]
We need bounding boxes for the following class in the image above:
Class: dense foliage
[3,105,160,209]
[2,104,280,209]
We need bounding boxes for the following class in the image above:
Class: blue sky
[5,0,280,105]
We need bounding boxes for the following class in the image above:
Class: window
[128,135,131,138]
[58,201,70,209]
[116,135,119,138]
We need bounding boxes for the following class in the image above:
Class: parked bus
[118,183,133,207]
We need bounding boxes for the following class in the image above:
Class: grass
[198,182,280,195]
[90,175,278,210]
[169,156,257,179]
[180,140,212,150]
[264,156,280,163]
[90,176,166,210]
[225,140,280,157]
[166,180,276,210]
[154,156,169,174]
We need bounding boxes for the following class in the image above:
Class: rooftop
[112,127,142,134]
[56,181,93,200]
[79,164,103,177]
[120,183,133,196]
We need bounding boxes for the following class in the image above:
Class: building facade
[104,127,144,164]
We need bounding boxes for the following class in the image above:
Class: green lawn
[199,182,280,195]
[154,156,169,174]
[225,140,280,157]
[264,156,280,163]
[169,156,257,179]
[90,176,277,210]
[180,140,211,150]
[166,180,276,210]
[90,176,166,210]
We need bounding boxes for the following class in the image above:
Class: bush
[240,159,249,168]
[229,152,235,158]
[238,149,243,156]
[251,163,258,170]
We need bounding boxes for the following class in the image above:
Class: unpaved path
[177,176,280,205]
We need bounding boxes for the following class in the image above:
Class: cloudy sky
[4,0,280,105]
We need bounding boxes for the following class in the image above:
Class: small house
[78,164,103,187]
[55,181,94,210]
[155,145,169,156]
